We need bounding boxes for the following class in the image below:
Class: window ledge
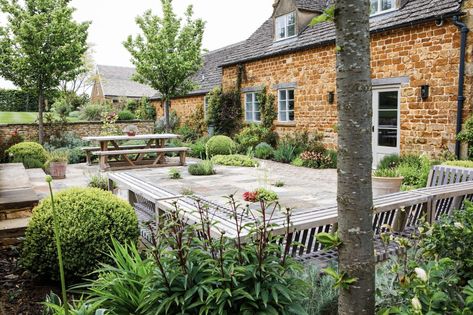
[275,121,296,127]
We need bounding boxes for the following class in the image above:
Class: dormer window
[370,0,397,16]
[275,12,296,41]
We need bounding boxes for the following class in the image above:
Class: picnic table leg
[86,151,92,166]
[179,151,186,166]
[157,139,166,164]
[135,139,154,163]
[99,141,109,171]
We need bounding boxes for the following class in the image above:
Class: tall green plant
[257,87,277,129]
[124,0,205,130]
[45,175,69,315]
[206,87,242,136]
[0,0,90,143]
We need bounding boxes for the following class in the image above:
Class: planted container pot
[372,168,403,197]
[47,150,69,180]
[123,124,139,137]
[49,161,67,179]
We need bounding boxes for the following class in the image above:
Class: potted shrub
[372,168,404,197]
[47,150,69,179]
[123,124,139,136]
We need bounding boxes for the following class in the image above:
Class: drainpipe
[453,15,469,159]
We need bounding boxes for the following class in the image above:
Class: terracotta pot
[49,161,67,179]
[372,176,404,197]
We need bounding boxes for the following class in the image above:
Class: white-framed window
[204,96,209,119]
[370,0,397,15]
[245,92,261,122]
[278,89,295,122]
[275,12,296,41]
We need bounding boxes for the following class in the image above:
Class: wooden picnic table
[82,133,188,171]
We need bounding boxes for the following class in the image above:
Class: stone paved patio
[26,158,337,212]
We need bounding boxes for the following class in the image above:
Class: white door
[372,87,400,168]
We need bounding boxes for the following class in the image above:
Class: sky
[0,0,275,89]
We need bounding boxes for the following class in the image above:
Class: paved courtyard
[26,158,337,212]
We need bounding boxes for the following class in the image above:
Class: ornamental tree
[124,0,205,131]
[0,0,90,143]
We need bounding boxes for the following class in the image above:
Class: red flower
[243,191,259,202]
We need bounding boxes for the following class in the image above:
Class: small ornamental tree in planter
[372,168,404,197]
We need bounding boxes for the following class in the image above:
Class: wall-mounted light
[421,85,429,100]
[328,91,335,104]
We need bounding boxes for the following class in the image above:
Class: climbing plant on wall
[206,87,242,136]
[257,87,277,129]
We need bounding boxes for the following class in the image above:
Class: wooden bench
[93,147,189,171]
[108,165,473,264]
[82,144,157,166]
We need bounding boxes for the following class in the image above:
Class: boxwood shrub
[254,142,274,159]
[21,187,139,281]
[6,142,49,167]
[211,154,258,167]
[205,135,236,157]
[188,161,216,176]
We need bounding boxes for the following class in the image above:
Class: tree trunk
[335,0,375,314]
[164,98,171,132]
[38,89,45,144]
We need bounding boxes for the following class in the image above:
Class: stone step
[0,207,32,221]
[0,217,30,246]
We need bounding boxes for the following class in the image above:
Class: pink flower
[243,191,259,202]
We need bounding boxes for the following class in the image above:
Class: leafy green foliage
[0,129,23,162]
[255,187,279,202]
[43,292,106,315]
[323,267,358,290]
[0,88,38,112]
[188,137,208,159]
[80,199,308,314]
[316,232,342,251]
[255,142,275,159]
[124,0,204,129]
[155,110,180,133]
[300,150,337,169]
[176,124,199,142]
[256,87,277,129]
[309,5,335,26]
[0,0,90,142]
[211,154,259,167]
[88,174,116,191]
[44,132,88,164]
[421,203,473,281]
[274,180,285,187]
[235,124,278,153]
[7,141,49,165]
[12,156,45,169]
[206,87,243,136]
[280,131,325,156]
[376,154,433,189]
[185,103,207,139]
[443,160,473,168]
[301,265,338,315]
[205,135,236,157]
[168,168,182,179]
[79,103,110,121]
[274,143,297,163]
[372,168,401,178]
[21,187,139,281]
[457,115,473,158]
[377,154,402,170]
[188,160,215,176]
[117,110,136,121]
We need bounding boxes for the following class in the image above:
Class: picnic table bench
[83,134,188,171]
[82,144,160,166]
[108,164,473,265]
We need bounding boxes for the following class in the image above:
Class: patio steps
[0,163,39,246]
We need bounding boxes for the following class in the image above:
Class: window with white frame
[278,89,295,122]
[275,12,296,41]
[245,92,261,122]
[370,0,397,15]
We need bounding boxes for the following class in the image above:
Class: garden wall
[0,120,155,142]
[151,95,205,124]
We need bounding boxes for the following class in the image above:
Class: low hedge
[188,161,216,176]
[21,187,139,281]
[211,154,258,167]
[6,142,49,168]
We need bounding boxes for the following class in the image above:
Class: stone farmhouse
[92,0,473,164]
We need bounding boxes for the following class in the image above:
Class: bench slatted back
[427,165,473,187]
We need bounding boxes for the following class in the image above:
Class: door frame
[372,85,401,168]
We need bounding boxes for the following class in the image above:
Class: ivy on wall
[257,87,277,130]
[0,89,38,112]
[206,87,242,136]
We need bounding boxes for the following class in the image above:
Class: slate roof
[221,0,462,67]
[295,0,329,12]
[96,65,158,98]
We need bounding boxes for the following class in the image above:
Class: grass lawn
[0,111,79,124]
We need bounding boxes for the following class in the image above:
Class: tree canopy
[124,0,205,128]
[0,0,90,142]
